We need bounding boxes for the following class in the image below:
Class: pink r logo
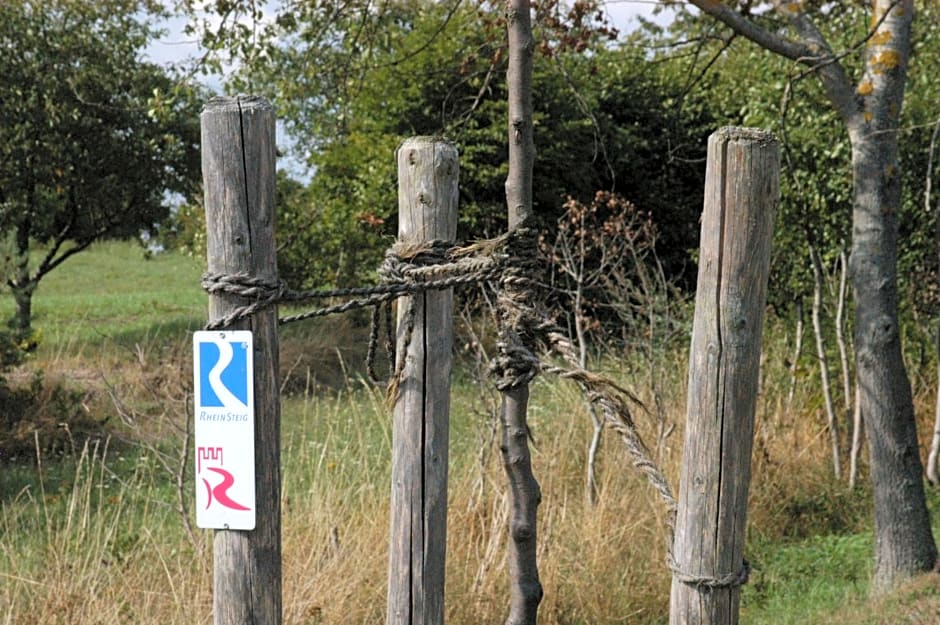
[197,446,251,512]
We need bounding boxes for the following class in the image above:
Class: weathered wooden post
[201,96,281,625]
[669,127,778,625]
[387,137,458,625]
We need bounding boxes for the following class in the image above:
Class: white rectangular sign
[193,330,256,530]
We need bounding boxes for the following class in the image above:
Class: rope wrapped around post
[201,272,288,330]
[201,234,509,330]
[198,223,750,591]
[668,554,750,589]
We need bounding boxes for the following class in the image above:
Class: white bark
[810,245,841,479]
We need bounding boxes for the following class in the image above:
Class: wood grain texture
[387,137,458,625]
[669,127,777,625]
[201,95,281,625]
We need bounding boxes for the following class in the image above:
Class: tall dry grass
[3,313,934,625]
[0,440,212,625]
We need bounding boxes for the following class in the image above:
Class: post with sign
[200,96,281,625]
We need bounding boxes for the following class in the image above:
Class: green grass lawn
[0,240,207,349]
[742,533,873,624]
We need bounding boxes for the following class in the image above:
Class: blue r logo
[199,338,249,409]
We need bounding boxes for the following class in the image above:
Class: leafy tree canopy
[182,0,715,290]
[0,0,203,332]
[647,2,940,315]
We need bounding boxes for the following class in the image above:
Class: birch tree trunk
[849,383,865,490]
[834,250,853,443]
[928,129,940,487]
[785,298,804,417]
[927,330,940,486]
[810,244,841,479]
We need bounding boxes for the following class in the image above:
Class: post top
[398,135,457,151]
[713,126,777,145]
[202,95,274,115]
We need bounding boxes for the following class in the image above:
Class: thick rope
[201,272,287,330]
[202,238,507,330]
[543,330,748,589]
[667,554,750,590]
[483,225,747,590]
[199,224,748,590]
[365,302,387,384]
[488,227,546,391]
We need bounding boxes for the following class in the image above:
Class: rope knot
[489,225,546,390]
[370,239,456,396]
[378,239,453,285]
[201,271,287,330]
[667,554,751,590]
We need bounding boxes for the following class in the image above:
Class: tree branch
[687,0,859,123]
[675,29,737,116]
[450,43,503,135]
[686,0,812,62]
[35,235,101,283]
[29,211,76,285]
[34,192,128,284]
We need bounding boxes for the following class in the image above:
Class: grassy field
[0,240,207,349]
[1,240,940,624]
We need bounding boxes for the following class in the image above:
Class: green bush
[159,201,206,260]
[0,327,25,369]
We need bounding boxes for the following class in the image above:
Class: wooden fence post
[201,95,281,625]
[387,137,458,625]
[669,127,778,625]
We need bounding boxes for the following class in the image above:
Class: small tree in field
[0,0,201,335]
